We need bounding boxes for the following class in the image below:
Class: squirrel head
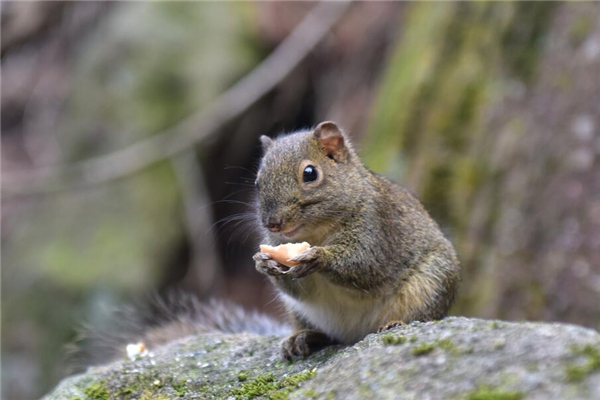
[255,121,364,243]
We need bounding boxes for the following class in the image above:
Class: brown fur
[254,121,460,359]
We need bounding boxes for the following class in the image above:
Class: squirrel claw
[377,320,406,333]
[253,252,289,276]
[287,247,325,279]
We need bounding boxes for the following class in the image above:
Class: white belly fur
[279,274,390,344]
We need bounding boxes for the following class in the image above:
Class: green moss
[465,386,525,400]
[238,372,249,382]
[108,371,192,399]
[122,373,191,398]
[229,370,317,400]
[139,391,169,400]
[566,344,600,383]
[413,343,436,356]
[567,367,589,383]
[382,334,407,346]
[282,370,317,386]
[113,379,147,399]
[171,380,188,397]
[437,339,460,354]
[83,382,111,400]
[116,387,135,398]
[268,392,289,400]
[412,339,460,356]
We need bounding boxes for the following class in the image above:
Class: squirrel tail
[66,290,290,370]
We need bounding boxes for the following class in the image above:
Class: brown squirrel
[253,121,460,360]
[74,121,459,367]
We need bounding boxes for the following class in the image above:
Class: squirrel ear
[314,121,347,162]
[260,135,273,152]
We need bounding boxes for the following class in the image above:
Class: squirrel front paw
[253,252,290,276]
[286,246,326,279]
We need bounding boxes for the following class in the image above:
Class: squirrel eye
[254,178,259,189]
[302,165,318,183]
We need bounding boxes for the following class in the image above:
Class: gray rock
[44,317,600,399]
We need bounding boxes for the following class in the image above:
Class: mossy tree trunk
[364,2,600,328]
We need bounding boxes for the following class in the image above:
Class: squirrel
[252,121,460,360]
[73,121,459,367]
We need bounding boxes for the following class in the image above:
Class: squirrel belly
[278,275,391,344]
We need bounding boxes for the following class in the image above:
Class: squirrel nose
[266,217,282,233]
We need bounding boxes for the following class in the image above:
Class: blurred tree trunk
[364,2,600,329]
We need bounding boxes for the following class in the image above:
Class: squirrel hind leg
[281,329,335,361]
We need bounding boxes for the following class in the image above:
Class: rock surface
[45,317,600,399]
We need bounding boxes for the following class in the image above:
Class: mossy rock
[45,317,600,399]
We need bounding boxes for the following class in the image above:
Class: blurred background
[2,1,600,399]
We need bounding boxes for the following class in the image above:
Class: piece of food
[260,242,311,268]
[126,342,148,359]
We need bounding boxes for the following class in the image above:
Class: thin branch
[2,1,351,199]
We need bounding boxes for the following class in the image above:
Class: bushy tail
[67,291,290,370]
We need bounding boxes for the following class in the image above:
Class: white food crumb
[126,342,148,360]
